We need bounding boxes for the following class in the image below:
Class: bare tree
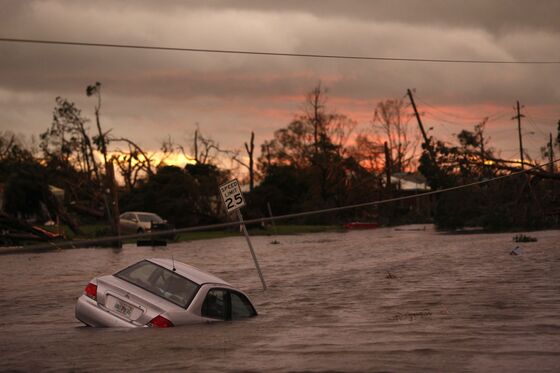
[347,133,385,171]
[40,97,101,182]
[177,125,222,165]
[0,132,16,160]
[228,131,257,191]
[112,137,156,177]
[306,84,326,156]
[86,82,109,166]
[372,98,419,173]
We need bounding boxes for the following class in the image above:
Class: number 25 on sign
[219,179,245,213]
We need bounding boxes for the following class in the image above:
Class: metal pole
[407,88,437,166]
[515,100,525,168]
[384,141,391,191]
[236,209,267,290]
[549,133,554,173]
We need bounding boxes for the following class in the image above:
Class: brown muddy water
[0,226,559,372]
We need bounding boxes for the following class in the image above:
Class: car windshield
[115,260,199,308]
[137,214,163,223]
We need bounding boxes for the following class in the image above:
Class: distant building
[381,172,432,222]
[385,172,430,191]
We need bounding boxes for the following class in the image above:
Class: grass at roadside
[45,223,342,243]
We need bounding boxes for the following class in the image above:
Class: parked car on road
[119,212,168,234]
[75,258,257,327]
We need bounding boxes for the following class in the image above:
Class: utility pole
[194,128,199,164]
[549,132,555,173]
[480,131,485,165]
[513,100,525,168]
[244,131,255,192]
[384,141,392,191]
[407,89,437,166]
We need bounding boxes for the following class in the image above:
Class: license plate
[113,299,134,318]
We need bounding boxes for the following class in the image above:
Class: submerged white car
[75,258,257,327]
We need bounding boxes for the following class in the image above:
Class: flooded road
[0,226,559,372]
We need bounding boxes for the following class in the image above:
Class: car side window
[201,289,226,320]
[231,292,256,320]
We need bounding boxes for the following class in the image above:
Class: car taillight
[84,283,97,300]
[148,315,174,328]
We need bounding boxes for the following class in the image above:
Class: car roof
[147,258,231,286]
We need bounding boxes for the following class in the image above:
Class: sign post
[219,179,267,290]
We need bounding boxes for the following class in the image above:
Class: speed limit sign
[219,179,246,213]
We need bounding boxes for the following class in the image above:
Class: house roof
[389,172,430,191]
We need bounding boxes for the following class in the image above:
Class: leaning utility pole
[513,100,525,168]
[549,132,555,173]
[406,89,437,166]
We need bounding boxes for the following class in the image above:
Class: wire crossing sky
[1,37,560,64]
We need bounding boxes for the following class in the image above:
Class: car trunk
[95,275,180,326]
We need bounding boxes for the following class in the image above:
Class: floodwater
[0,226,559,372]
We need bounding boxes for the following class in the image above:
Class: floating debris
[386,271,397,279]
[391,311,432,321]
[270,240,280,245]
[513,234,537,242]
[510,246,524,256]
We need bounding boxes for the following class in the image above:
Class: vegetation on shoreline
[1,83,559,247]
[42,223,339,243]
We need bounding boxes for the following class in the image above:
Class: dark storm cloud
[129,0,560,34]
[0,0,559,155]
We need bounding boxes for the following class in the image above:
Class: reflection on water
[0,226,559,372]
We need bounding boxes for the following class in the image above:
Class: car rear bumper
[75,295,146,328]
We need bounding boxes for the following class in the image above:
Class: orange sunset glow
[1,2,560,372]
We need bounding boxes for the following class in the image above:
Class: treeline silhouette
[1,83,559,242]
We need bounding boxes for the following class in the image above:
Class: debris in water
[510,246,524,255]
[391,311,432,321]
[386,271,397,279]
[513,234,537,243]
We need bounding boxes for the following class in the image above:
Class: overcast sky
[1,0,559,164]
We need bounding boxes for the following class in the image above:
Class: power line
[487,127,516,134]
[1,37,560,65]
[525,113,550,138]
[4,158,559,255]
[415,95,512,122]
[423,112,473,127]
